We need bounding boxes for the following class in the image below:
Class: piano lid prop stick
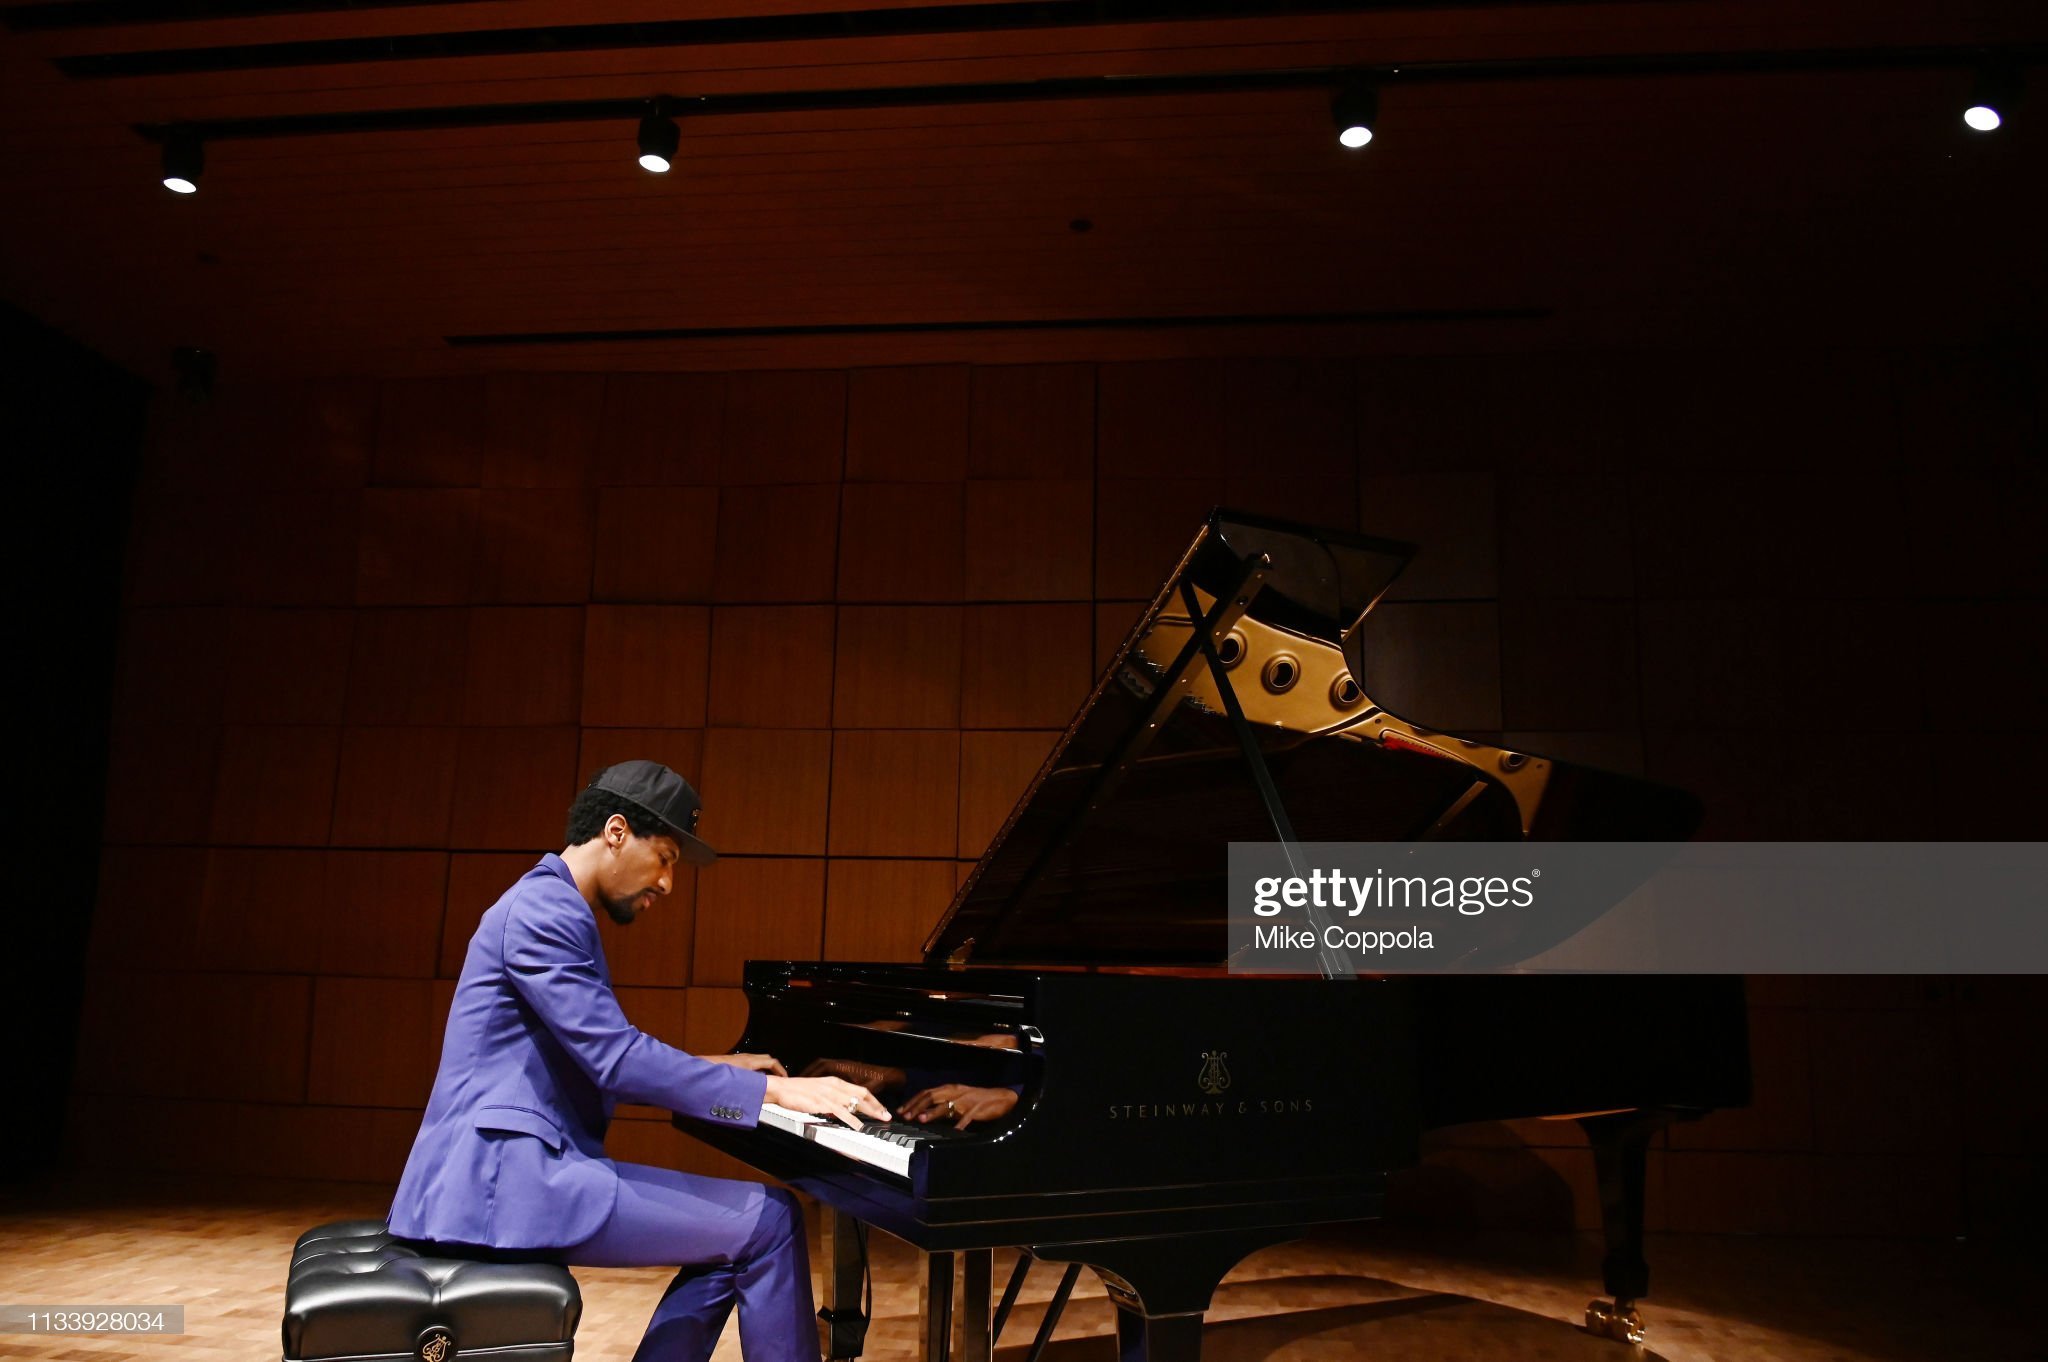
[1178,578,1353,981]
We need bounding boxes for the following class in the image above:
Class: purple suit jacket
[387,855,767,1249]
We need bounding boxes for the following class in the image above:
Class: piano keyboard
[758,1102,915,1177]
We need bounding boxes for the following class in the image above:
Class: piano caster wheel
[1584,1300,1645,1347]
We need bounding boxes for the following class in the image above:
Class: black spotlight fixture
[1964,62,2022,132]
[637,100,680,173]
[161,125,203,194]
[1332,77,1379,149]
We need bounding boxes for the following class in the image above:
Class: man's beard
[599,890,642,925]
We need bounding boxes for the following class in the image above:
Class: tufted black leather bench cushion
[283,1220,580,1362]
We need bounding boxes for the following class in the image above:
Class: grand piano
[678,511,1750,1361]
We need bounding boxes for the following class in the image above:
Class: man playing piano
[388,759,890,1362]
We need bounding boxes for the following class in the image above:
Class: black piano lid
[923,510,1701,969]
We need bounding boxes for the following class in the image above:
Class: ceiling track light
[1332,77,1379,149]
[1964,61,2022,131]
[637,100,680,172]
[160,124,202,194]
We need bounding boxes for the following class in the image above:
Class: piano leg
[1037,1228,1299,1362]
[1578,1108,1680,1346]
[1114,1309,1204,1362]
[956,1249,994,1362]
[818,1207,868,1360]
[922,1251,955,1362]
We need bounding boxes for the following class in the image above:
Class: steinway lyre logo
[1197,1050,1231,1095]
[417,1326,455,1362]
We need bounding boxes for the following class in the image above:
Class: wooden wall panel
[722,371,846,485]
[1365,472,1499,602]
[465,606,585,726]
[837,481,965,602]
[472,488,595,604]
[330,726,461,848]
[957,730,1058,857]
[600,373,723,487]
[1955,998,2048,1158]
[113,608,230,726]
[88,846,205,972]
[1807,1009,1960,1155]
[616,986,690,1053]
[1098,360,1227,478]
[969,364,1095,479]
[1496,474,1632,600]
[1093,477,1220,599]
[696,728,832,856]
[707,605,836,729]
[320,851,447,979]
[1772,473,1914,602]
[483,373,603,488]
[222,609,356,725]
[581,604,708,728]
[72,971,189,1099]
[824,859,957,962]
[1094,600,1150,672]
[1636,601,1789,731]
[233,491,363,608]
[833,605,962,728]
[146,379,370,493]
[596,870,697,989]
[197,848,325,973]
[681,987,750,1056]
[1357,602,1503,733]
[964,479,1093,601]
[1904,471,2048,603]
[440,852,538,976]
[692,858,825,986]
[448,726,581,851]
[1223,358,1356,479]
[711,483,841,602]
[184,974,314,1103]
[207,724,340,846]
[960,603,1092,729]
[1216,474,1358,530]
[1363,355,1622,478]
[345,608,470,726]
[611,986,691,1122]
[299,379,380,490]
[124,493,239,605]
[1669,1007,1814,1154]
[355,488,482,606]
[102,722,220,846]
[75,973,314,1106]
[1630,472,1788,601]
[847,366,970,482]
[576,728,705,788]
[828,729,960,857]
[373,377,484,487]
[592,486,718,603]
[1499,599,1640,732]
[308,977,442,1108]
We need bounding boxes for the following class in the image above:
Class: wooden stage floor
[0,1175,2033,1362]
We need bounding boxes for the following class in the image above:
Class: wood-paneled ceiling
[1,0,2042,380]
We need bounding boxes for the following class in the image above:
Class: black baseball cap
[587,760,718,866]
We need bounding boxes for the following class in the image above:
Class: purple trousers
[410,1163,818,1362]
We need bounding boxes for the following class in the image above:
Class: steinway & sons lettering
[1107,1098,1315,1119]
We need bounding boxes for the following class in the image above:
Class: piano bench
[282,1220,581,1362]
